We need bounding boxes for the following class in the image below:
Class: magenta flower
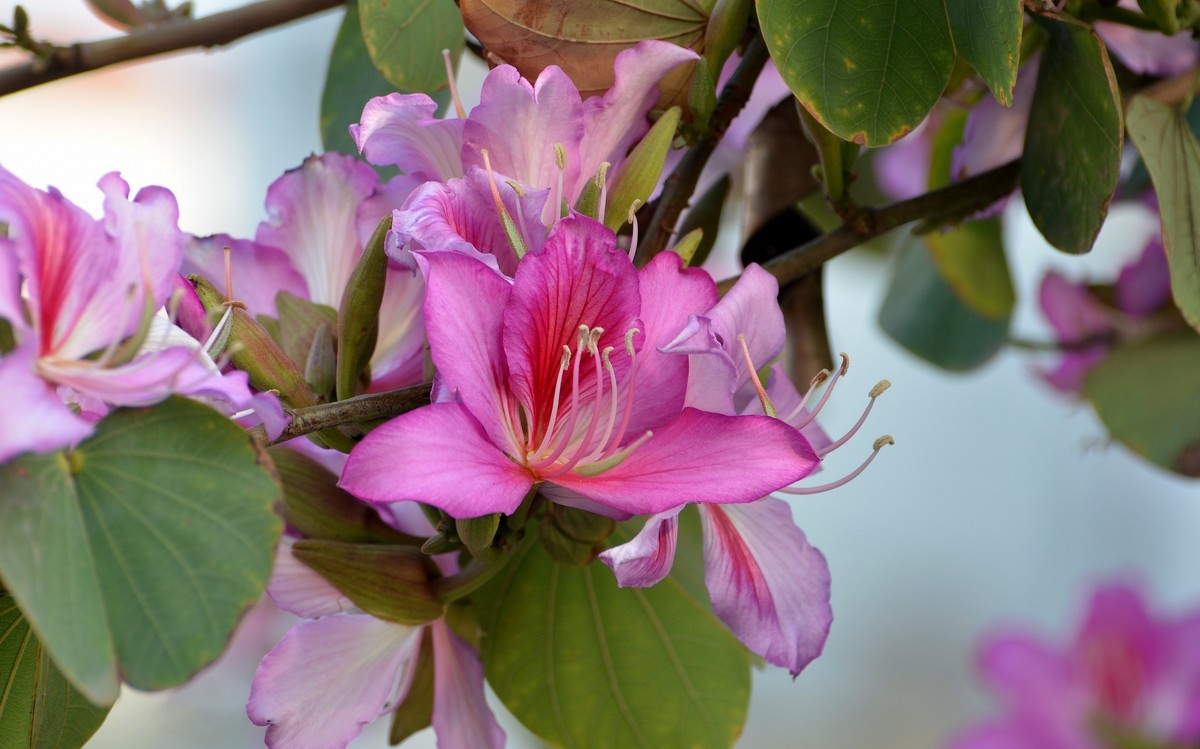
[249,541,503,749]
[0,166,281,462]
[184,153,427,391]
[1096,0,1200,76]
[340,214,818,519]
[949,582,1200,749]
[352,41,698,269]
[1038,233,1172,393]
[600,265,888,676]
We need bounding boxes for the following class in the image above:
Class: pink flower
[949,582,1200,749]
[0,166,280,462]
[339,214,818,519]
[351,41,698,271]
[248,540,503,749]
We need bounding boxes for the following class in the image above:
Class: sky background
[2,2,1198,747]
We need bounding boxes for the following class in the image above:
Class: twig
[717,159,1023,294]
[0,0,343,97]
[248,381,433,446]
[637,34,770,262]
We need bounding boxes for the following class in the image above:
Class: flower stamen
[779,435,894,494]
[442,49,467,119]
[818,380,890,457]
[737,333,777,418]
[794,353,849,429]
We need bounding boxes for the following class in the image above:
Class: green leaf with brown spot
[947,0,1022,106]
[757,0,955,146]
[360,0,464,94]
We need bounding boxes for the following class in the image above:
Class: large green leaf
[321,2,397,155]
[1127,95,1200,332]
[947,0,1022,106]
[1021,15,1122,254]
[0,398,282,705]
[926,218,1015,319]
[475,526,750,749]
[1083,332,1200,477]
[0,593,110,749]
[879,237,1010,371]
[757,0,955,146]
[359,0,463,94]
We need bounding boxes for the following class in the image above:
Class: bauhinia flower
[184,152,427,392]
[1039,230,1174,393]
[600,265,891,676]
[351,41,698,274]
[948,581,1200,749]
[249,540,503,749]
[340,214,819,519]
[0,166,282,463]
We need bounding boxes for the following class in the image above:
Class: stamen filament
[531,326,588,469]
[583,346,619,464]
[818,380,890,457]
[599,328,640,459]
[575,429,653,477]
[794,353,848,429]
[626,199,643,262]
[785,368,830,423]
[553,143,567,223]
[531,345,572,456]
[596,161,611,223]
[542,330,606,477]
[779,436,893,495]
[224,245,235,302]
[737,333,777,418]
[442,49,467,118]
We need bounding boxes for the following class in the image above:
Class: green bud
[305,322,337,401]
[273,291,339,369]
[671,228,704,267]
[538,519,599,567]
[336,216,390,401]
[702,0,752,75]
[292,540,444,625]
[550,505,615,545]
[687,57,718,133]
[674,173,730,268]
[1137,0,1179,34]
[456,513,503,562]
[190,274,318,410]
[605,106,683,231]
[421,531,457,555]
[573,161,610,220]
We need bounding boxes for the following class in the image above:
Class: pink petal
[266,539,354,618]
[429,620,505,749]
[622,249,717,434]
[978,632,1087,719]
[339,402,534,518]
[356,173,422,246]
[953,60,1037,181]
[504,215,641,435]
[598,506,683,587]
[575,41,699,199]
[551,407,819,516]
[0,232,26,338]
[368,265,427,391]
[1037,272,1111,393]
[763,363,832,452]
[248,614,419,749]
[462,64,586,214]
[1075,582,1158,723]
[699,499,831,676]
[1116,235,1171,316]
[352,93,465,181]
[393,168,549,277]
[420,250,514,448]
[256,153,379,309]
[1096,18,1200,75]
[0,345,93,462]
[183,234,307,320]
[96,173,183,317]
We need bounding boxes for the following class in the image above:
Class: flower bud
[336,217,389,401]
[291,540,444,626]
[604,106,682,231]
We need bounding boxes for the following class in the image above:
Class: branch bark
[0,0,343,97]
[717,159,1023,294]
[247,381,432,447]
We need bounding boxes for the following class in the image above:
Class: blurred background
[1,2,1197,747]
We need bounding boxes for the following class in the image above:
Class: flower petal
[0,345,92,462]
[256,153,379,309]
[1096,18,1200,76]
[551,407,818,516]
[183,234,307,320]
[575,41,699,198]
[266,538,354,618]
[420,250,514,447]
[248,614,418,749]
[699,499,831,675]
[462,64,586,212]
[504,215,641,435]
[1116,235,1172,316]
[598,506,683,587]
[340,401,534,518]
[430,619,505,749]
[352,93,465,181]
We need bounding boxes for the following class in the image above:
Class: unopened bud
[336,216,389,401]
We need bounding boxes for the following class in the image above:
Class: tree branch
[0,0,343,97]
[717,159,1023,294]
[637,34,770,263]
[248,381,433,447]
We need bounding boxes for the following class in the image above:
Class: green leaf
[359,0,464,94]
[758,0,955,146]
[0,593,111,749]
[926,218,1015,319]
[1127,95,1200,332]
[879,237,1010,371]
[292,541,444,625]
[1021,15,1123,254]
[947,0,1022,106]
[322,2,400,155]
[1083,332,1200,477]
[0,398,282,704]
[475,527,751,749]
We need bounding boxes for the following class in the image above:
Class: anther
[817,381,890,457]
[481,148,529,259]
[442,49,467,118]
[624,328,640,357]
[783,368,830,424]
[553,143,568,222]
[794,353,849,430]
[596,161,611,222]
[737,333,777,418]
